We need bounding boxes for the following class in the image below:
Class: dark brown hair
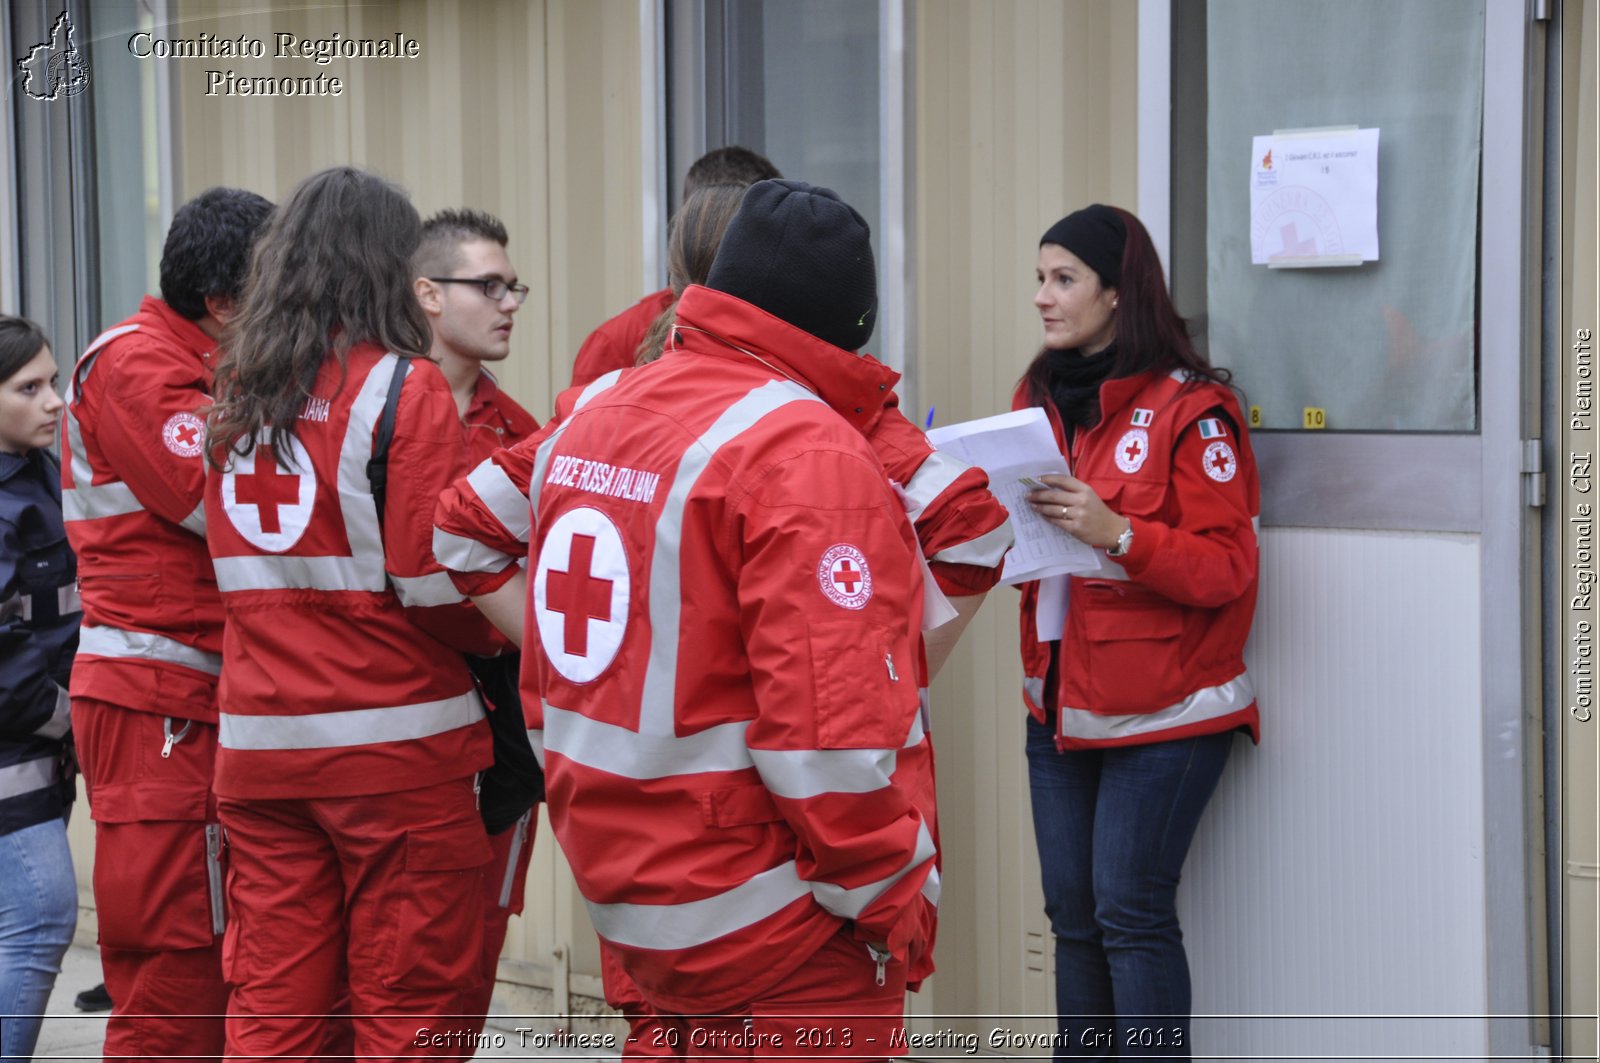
[208,167,430,468]
[636,184,748,365]
[0,315,50,384]
[1021,205,1230,407]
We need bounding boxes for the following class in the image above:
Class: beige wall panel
[1564,0,1599,1054]
[912,0,1136,1034]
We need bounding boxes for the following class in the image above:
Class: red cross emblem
[1115,428,1150,473]
[1203,441,1239,483]
[534,507,629,683]
[545,534,614,657]
[818,544,873,609]
[161,411,206,458]
[235,445,301,534]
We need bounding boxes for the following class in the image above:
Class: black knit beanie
[1040,204,1126,287]
[705,179,878,352]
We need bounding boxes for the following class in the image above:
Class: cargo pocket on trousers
[382,823,492,991]
[93,818,218,951]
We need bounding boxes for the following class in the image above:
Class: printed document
[927,407,1100,584]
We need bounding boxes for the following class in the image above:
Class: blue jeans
[0,817,77,1062]
[1026,716,1233,1060]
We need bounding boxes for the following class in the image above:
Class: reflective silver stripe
[751,745,899,800]
[498,813,530,907]
[33,685,72,740]
[921,866,942,906]
[1059,671,1255,742]
[213,554,384,593]
[811,821,937,920]
[179,502,206,537]
[0,756,57,800]
[1023,676,1045,709]
[930,518,1015,567]
[641,380,823,736]
[899,450,969,520]
[58,584,81,615]
[433,528,518,576]
[391,570,466,608]
[573,369,624,412]
[344,354,404,573]
[63,325,147,525]
[61,479,144,522]
[219,689,484,750]
[543,704,752,779]
[78,624,222,676]
[467,459,532,543]
[588,859,811,950]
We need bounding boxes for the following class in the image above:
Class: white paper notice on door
[1249,127,1379,265]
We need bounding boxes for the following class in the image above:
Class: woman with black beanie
[1014,205,1261,1060]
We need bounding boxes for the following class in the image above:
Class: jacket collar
[138,296,217,366]
[672,285,900,433]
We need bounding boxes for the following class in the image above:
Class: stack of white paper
[927,407,1101,585]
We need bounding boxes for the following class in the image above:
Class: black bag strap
[365,355,411,536]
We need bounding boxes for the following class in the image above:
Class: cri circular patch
[1114,428,1150,474]
[162,412,205,458]
[817,543,873,610]
[1203,440,1238,483]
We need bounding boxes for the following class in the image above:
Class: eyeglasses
[428,277,531,305]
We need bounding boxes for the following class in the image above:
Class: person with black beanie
[488,178,947,1055]
[1012,205,1262,1060]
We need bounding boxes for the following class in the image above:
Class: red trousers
[459,808,536,1034]
[218,776,491,1061]
[74,699,228,1063]
[621,927,907,1061]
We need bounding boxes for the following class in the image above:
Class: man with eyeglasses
[413,208,540,1037]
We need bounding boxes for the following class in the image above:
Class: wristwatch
[1107,521,1134,558]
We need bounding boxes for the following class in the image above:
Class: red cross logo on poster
[221,434,316,552]
[535,506,630,683]
[817,543,873,610]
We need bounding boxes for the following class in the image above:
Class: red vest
[1017,369,1261,749]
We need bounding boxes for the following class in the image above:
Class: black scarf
[1045,344,1116,437]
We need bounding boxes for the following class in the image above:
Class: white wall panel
[1184,527,1488,1062]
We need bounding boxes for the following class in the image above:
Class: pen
[924,406,936,430]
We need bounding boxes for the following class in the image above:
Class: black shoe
[74,982,112,1012]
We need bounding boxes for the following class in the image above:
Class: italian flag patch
[1131,408,1154,427]
[1198,418,1226,439]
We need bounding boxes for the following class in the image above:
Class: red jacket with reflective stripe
[204,347,499,799]
[1016,369,1261,749]
[512,287,940,1013]
[61,298,223,722]
[567,288,674,390]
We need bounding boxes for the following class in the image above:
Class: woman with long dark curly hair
[204,167,504,1058]
[1016,204,1260,1060]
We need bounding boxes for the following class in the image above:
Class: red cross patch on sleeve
[817,544,873,610]
[1202,440,1238,483]
[162,412,206,458]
